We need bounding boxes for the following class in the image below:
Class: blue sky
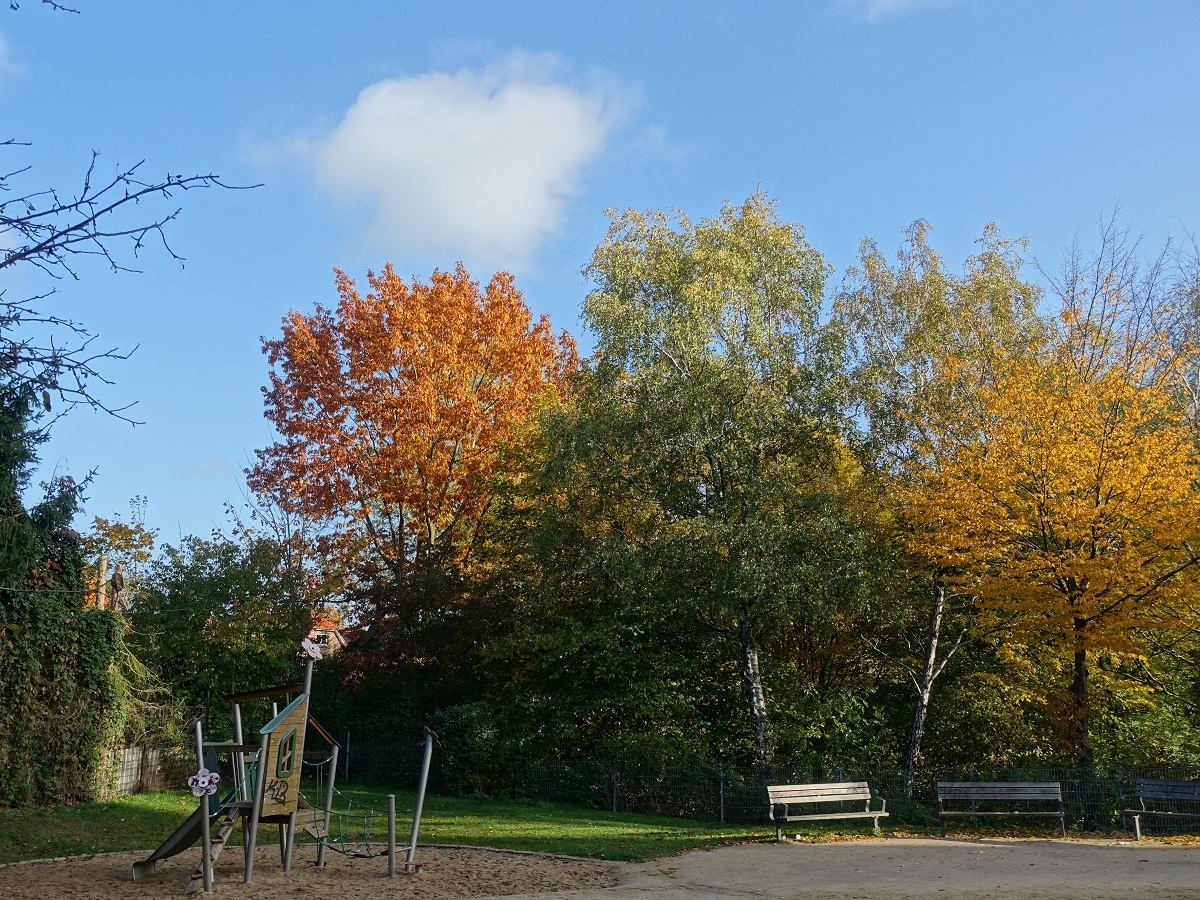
[2,0,1197,543]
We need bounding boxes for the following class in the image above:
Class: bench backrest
[769,782,873,805]
[1134,779,1200,801]
[937,781,1062,802]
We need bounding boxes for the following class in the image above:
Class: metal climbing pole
[405,728,436,873]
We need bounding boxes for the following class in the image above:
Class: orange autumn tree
[895,287,1200,768]
[249,263,576,619]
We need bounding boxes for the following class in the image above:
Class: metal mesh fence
[110,732,1200,839]
[331,740,1200,836]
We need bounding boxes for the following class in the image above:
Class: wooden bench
[937,782,1065,837]
[767,782,888,841]
[1123,779,1200,840]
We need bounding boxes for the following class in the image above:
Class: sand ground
[2,837,1199,899]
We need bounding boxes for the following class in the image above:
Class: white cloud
[306,55,618,266]
[0,31,22,83]
[839,0,961,24]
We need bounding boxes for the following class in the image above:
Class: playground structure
[131,641,436,894]
[298,726,438,876]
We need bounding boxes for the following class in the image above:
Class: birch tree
[834,221,1042,793]
[575,191,844,768]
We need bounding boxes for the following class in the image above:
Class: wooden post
[111,562,125,610]
[96,555,108,610]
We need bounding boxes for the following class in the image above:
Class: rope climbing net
[300,757,403,859]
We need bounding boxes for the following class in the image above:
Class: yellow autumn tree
[896,287,1200,767]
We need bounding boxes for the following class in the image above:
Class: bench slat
[940,816,1065,820]
[769,783,872,803]
[938,790,1061,801]
[1135,790,1200,801]
[769,782,871,794]
[780,810,889,823]
[1132,781,1200,801]
[768,789,872,798]
[938,782,1061,801]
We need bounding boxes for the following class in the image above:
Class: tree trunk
[737,616,774,771]
[1071,618,1096,829]
[902,577,945,799]
[1070,621,1092,769]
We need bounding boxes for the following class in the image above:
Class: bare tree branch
[8,2,80,12]
[1,141,260,416]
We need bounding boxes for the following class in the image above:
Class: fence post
[137,744,151,794]
[1117,769,1125,831]
[344,732,351,780]
[611,766,619,813]
[719,767,726,824]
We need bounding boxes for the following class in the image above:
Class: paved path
[500,838,1200,899]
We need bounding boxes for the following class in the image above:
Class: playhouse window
[276,728,297,778]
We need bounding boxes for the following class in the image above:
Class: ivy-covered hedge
[0,585,123,806]
[0,385,124,807]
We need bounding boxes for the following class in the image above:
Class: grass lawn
[0,791,201,865]
[3,781,1122,866]
[0,783,769,865]
[328,782,766,860]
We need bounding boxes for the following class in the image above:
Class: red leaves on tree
[249,263,576,585]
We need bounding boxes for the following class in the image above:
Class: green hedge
[0,592,122,806]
